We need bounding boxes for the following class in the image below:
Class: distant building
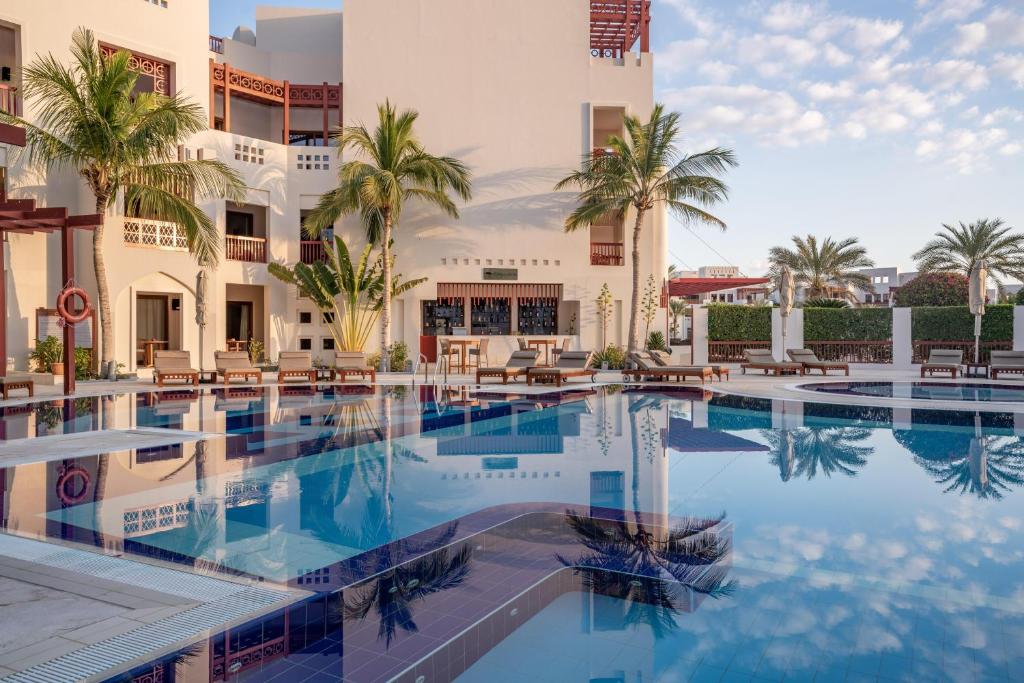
[856,267,899,306]
[670,266,771,305]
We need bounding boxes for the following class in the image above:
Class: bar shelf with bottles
[470,297,511,335]
[517,297,558,336]
[422,297,465,335]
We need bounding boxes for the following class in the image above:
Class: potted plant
[30,336,63,375]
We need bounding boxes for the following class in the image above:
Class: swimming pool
[799,380,1024,403]
[2,384,1024,682]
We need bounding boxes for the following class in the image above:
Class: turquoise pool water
[2,385,1023,682]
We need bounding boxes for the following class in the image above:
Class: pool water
[800,380,1024,402]
[2,385,1024,682]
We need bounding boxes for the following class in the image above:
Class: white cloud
[916,140,939,157]
[919,119,945,135]
[698,60,738,83]
[917,0,984,28]
[994,53,1024,88]
[822,43,853,66]
[1001,143,1023,156]
[982,8,1024,48]
[736,33,819,74]
[660,0,719,35]
[926,59,989,91]
[804,80,856,101]
[846,18,904,52]
[981,107,1024,125]
[960,105,980,119]
[658,38,711,74]
[953,22,987,55]
[840,121,867,139]
[761,2,816,31]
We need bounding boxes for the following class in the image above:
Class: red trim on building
[668,277,771,297]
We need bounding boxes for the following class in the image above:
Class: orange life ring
[57,287,91,324]
[56,465,90,505]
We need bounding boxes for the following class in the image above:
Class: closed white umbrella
[779,266,795,362]
[196,270,209,373]
[969,260,987,363]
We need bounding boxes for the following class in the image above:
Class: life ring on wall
[56,465,90,505]
[57,287,91,325]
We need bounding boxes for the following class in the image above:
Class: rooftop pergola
[590,0,652,57]
[0,121,104,394]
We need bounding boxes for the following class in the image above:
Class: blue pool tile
[690,663,727,682]
[811,663,847,682]
[846,652,881,676]
[878,652,914,680]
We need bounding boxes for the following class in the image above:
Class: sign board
[36,308,94,348]
[482,268,518,281]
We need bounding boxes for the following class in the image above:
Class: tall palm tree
[668,298,687,339]
[761,426,873,481]
[304,102,472,369]
[2,28,244,374]
[913,219,1024,287]
[556,105,736,352]
[767,235,874,301]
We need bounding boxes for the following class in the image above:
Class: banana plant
[269,236,425,351]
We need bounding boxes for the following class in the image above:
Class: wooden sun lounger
[990,351,1024,379]
[920,349,963,378]
[625,351,714,384]
[152,350,199,388]
[787,349,849,376]
[331,351,377,383]
[740,349,804,376]
[278,351,317,383]
[526,351,596,387]
[215,350,263,385]
[0,378,34,400]
[476,349,540,384]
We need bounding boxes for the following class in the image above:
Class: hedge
[707,304,771,341]
[803,307,893,341]
[911,305,1012,341]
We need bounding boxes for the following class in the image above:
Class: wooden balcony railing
[912,339,1011,364]
[300,240,327,264]
[804,340,893,364]
[123,218,189,251]
[591,242,624,266]
[209,35,224,54]
[0,84,18,116]
[225,234,267,263]
[709,340,770,362]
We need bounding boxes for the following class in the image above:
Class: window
[299,311,312,325]
[322,312,335,325]
[322,338,335,351]
[226,210,254,237]
[299,337,312,351]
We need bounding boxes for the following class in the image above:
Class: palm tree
[2,29,244,374]
[668,298,687,340]
[767,235,874,301]
[893,428,1024,500]
[761,426,873,481]
[556,105,736,352]
[303,102,472,369]
[913,219,1024,287]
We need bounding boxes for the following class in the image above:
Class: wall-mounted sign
[483,268,518,281]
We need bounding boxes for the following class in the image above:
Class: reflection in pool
[2,385,1024,681]
[800,379,1024,402]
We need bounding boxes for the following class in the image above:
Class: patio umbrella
[196,270,209,373]
[969,413,989,492]
[779,266,795,362]
[969,260,987,363]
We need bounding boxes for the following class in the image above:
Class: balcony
[591,242,624,266]
[209,35,224,54]
[123,218,189,251]
[0,84,18,116]
[226,235,267,263]
[300,240,327,264]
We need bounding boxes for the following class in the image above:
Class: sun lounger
[331,351,376,383]
[526,351,597,387]
[990,350,1024,379]
[215,350,263,385]
[476,349,540,384]
[787,348,849,376]
[278,351,317,383]
[740,349,804,376]
[623,351,714,384]
[152,350,199,387]
[920,349,963,378]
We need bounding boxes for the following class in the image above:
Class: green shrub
[804,308,893,341]
[707,304,771,341]
[29,336,62,372]
[593,345,626,369]
[803,297,849,308]
[75,347,95,380]
[646,331,667,351]
[368,342,410,371]
[911,305,1012,341]
[1015,288,1024,306]
[893,272,968,307]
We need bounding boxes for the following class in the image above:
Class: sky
[211,0,1024,277]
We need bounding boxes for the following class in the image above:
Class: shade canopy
[969,260,987,317]
[667,277,770,297]
[779,266,796,318]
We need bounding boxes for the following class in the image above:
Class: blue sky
[212,1,1024,276]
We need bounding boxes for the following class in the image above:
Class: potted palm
[30,336,63,376]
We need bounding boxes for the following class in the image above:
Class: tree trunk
[626,208,647,353]
[379,212,393,371]
[93,194,113,370]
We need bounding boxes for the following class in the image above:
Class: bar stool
[468,338,489,370]
[551,337,571,363]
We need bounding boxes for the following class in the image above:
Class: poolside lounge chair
[214,350,263,385]
[740,349,804,376]
[526,351,597,387]
[152,350,199,388]
[920,349,963,378]
[787,348,850,376]
[647,349,729,381]
[623,351,714,384]
[278,351,317,383]
[990,351,1024,379]
[331,351,376,383]
[0,377,33,400]
[475,349,540,384]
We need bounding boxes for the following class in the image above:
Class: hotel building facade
[0,0,666,374]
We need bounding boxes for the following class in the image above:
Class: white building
[0,0,665,373]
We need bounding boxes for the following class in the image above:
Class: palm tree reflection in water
[763,426,873,481]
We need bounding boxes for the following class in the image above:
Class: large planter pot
[51,362,65,376]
